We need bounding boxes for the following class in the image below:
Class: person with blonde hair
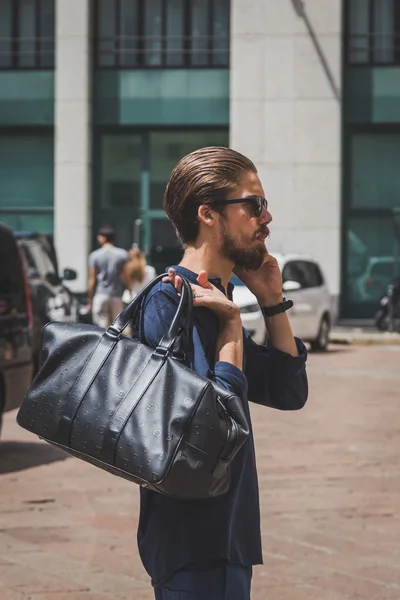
[123,245,156,301]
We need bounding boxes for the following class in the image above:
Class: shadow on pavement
[328,345,354,354]
[309,345,352,355]
[0,441,69,475]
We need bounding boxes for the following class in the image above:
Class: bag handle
[155,276,193,357]
[109,272,193,356]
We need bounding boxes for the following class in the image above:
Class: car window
[282,260,323,289]
[19,244,36,272]
[38,234,58,271]
[283,262,304,286]
[304,261,324,287]
[25,240,57,278]
[0,227,26,314]
[370,262,394,279]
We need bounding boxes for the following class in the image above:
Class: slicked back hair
[163,146,257,245]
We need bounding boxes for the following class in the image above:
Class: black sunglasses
[210,196,268,218]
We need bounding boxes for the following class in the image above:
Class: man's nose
[261,207,272,224]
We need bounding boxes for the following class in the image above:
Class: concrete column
[54,0,91,292]
[230,0,342,314]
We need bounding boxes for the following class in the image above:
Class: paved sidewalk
[1,344,400,599]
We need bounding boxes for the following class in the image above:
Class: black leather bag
[17,274,249,499]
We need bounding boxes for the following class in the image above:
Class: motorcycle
[375,276,400,332]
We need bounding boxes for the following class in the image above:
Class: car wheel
[375,309,389,331]
[0,378,4,437]
[310,315,330,352]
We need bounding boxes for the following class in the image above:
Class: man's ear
[198,204,215,227]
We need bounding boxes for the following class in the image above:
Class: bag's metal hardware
[106,326,120,339]
[172,352,186,363]
[155,345,169,357]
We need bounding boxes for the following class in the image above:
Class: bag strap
[56,329,120,446]
[111,273,193,349]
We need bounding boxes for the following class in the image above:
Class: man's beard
[220,219,268,270]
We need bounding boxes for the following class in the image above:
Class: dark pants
[154,564,252,600]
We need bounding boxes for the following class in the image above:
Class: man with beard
[137,147,308,600]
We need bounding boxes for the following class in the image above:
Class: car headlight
[240,303,260,314]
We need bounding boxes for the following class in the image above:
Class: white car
[232,254,332,351]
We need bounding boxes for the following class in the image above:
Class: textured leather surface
[17,274,249,499]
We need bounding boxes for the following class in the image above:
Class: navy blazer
[137,265,308,586]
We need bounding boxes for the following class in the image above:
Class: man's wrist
[261,299,293,318]
[219,310,242,328]
[257,294,284,307]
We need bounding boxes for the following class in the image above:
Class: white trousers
[92,295,123,329]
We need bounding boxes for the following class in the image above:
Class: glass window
[213,0,229,66]
[19,0,36,68]
[0,134,54,209]
[120,0,139,67]
[373,0,394,63]
[301,262,324,287]
[95,0,229,69]
[282,262,300,286]
[24,240,55,278]
[166,0,183,67]
[95,129,229,257]
[370,260,395,278]
[96,134,142,249]
[39,0,55,67]
[0,134,54,234]
[144,0,163,66]
[348,0,370,63]
[0,213,54,234]
[345,216,398,307]
[97,0,117,67]
[0,0,55,70]
[282,261,323,288]
[347,0,397,65]
[149,130,229,209]
[19,244,36,271]
[0,0,12,68]
[150,218,183,273]
[191,0,209,66]
[100,135,141,209]
[351,134,400,209]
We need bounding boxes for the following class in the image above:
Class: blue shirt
[137,266,308,586]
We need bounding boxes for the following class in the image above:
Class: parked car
[232,253,332,351]
[0,224,34,434]
[354,256,396,303]
[14,231,79,371]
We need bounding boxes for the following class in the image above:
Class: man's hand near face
[233,253,283,307]
[233,255,298,357]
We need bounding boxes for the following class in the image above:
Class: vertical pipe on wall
[140,132,151,254]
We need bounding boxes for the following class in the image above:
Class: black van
[0,223,34,433]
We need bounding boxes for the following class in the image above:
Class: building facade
[0,0,399,319]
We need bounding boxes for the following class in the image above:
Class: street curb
[330,331,400,346]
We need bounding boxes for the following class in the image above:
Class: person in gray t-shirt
[88,227,128,328]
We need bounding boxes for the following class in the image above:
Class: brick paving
[1,344,400,599]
